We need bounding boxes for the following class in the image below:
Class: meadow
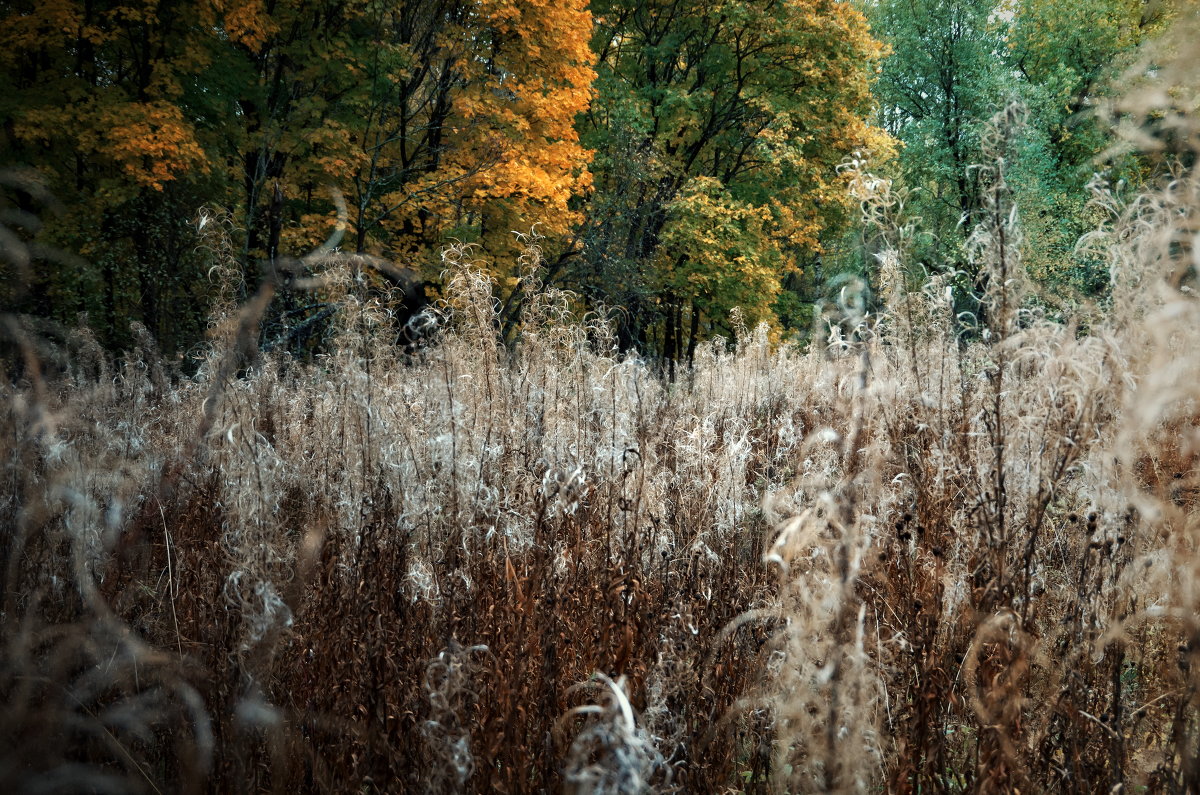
[6,30,1200,795]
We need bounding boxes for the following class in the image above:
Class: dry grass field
[5,20,1200,795]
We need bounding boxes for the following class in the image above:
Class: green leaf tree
[1006,0,1174,296]
[867,0,1177,303]
[577,0,888,357]
[868,0,1011,278]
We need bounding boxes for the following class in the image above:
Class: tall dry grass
[5,15,1200,793]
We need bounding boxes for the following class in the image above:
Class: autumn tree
[0,0,594,352]
[0,0,237,350]
[232,0,594,259]
[575,0,888,358]
[337,0,595,308]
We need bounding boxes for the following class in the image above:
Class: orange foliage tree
[0,0,594,350]
[338,0,595,266]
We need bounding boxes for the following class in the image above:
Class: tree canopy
[2,0,1181,358]
[1,0,595,351]
[866,0,1176,303]
[576,0,889,355]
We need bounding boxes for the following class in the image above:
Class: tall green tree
[867,0,1176,300]
[868,0,1010,278]
[1006,0,1174,294]
[576,0,888,358]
